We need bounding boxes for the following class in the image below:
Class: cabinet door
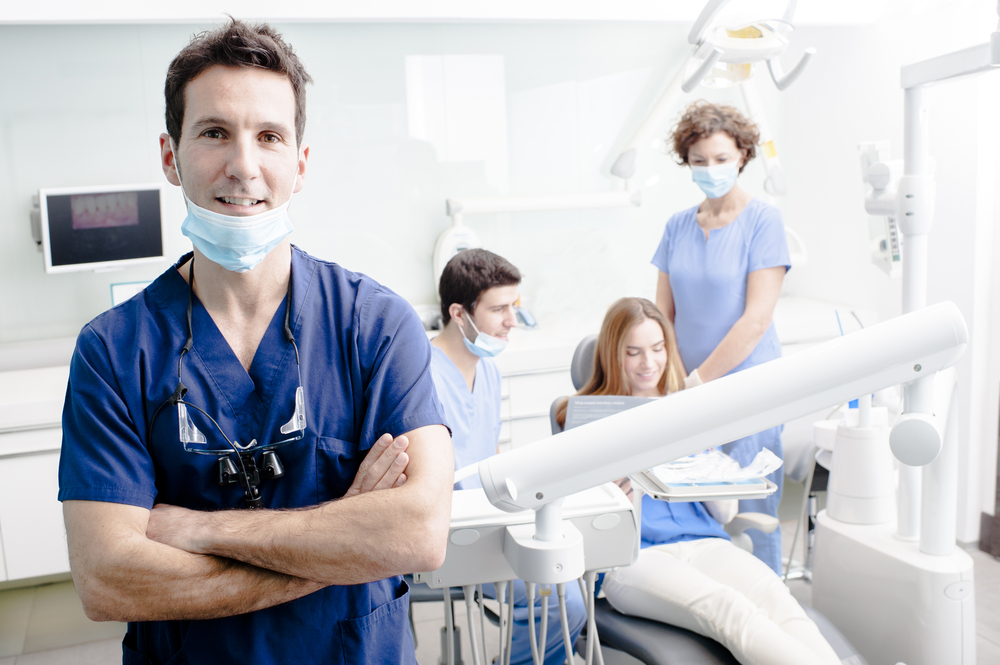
[509,416,554,448]
[0,448,70,581]
[507,371,573,418]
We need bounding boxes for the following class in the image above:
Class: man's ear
[448,303,465,325]
[160,133,181,187]
[294,143,309,193]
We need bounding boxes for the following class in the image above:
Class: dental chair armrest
[724,512,779,536]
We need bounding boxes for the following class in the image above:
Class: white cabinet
[499,369,574,450]
[0,366,71,584]
[0,434,68,581]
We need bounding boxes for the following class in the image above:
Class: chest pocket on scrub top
[316,436,366,503]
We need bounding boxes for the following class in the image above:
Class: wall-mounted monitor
[33,183,167,274]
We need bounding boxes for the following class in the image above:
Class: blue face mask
[172,140,296,273]
[460,312,509,358]
[691,161,739,199]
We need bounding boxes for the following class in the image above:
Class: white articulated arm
[478,303,967,513]
[767,48,816,91]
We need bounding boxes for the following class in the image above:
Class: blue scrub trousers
[722,426,784,575]
[482,579,586,665]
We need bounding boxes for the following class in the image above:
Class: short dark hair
[439,249,522,324]
[670,101,759,174]
[165,19,313,147]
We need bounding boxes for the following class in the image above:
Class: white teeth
[222,197,258,206]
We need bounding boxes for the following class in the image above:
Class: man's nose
[225,136,261,183]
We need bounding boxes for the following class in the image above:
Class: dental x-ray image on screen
[38,183,166,273]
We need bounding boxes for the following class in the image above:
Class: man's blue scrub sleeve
[354,285,448,447]
[59,325,158,508]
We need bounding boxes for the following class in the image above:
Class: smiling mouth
[219,196,262,207]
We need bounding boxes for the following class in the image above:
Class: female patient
[556,297,839,665]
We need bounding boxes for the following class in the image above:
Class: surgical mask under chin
[691,162,739,199]
[460,313,508,358]
[172,140,295,273]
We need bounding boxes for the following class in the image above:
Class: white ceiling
[0,0,978,26]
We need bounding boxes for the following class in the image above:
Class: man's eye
[262,134,280,143]
[203,129,224,139]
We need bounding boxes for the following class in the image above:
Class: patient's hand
[344,433,409,498]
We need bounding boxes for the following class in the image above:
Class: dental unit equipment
[417,301,968,665]
[808,8,1000,663]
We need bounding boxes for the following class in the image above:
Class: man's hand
[343,432,410,499]
[147,504,208,554]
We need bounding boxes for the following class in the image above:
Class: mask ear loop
[169,138,191,205]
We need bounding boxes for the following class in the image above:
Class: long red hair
[557,298,686,427]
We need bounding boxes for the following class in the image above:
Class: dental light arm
[603,0,814,181]
[478,302,967,513]
[767,48,816,91]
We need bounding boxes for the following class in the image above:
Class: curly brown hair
[670,101,759,174]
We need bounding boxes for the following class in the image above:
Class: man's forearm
[78,537,323,622]
[90,552,323,621]
[149,426,454,585]
[187,481,447,584]
[65,501,324,623]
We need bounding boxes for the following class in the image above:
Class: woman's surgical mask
[171,139,296,273]
[691,161,739,199]
[460,312,508,358]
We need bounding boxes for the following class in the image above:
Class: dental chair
[555,335,868,665]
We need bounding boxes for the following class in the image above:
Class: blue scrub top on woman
[651,197,790,573]
[58,247,446,665]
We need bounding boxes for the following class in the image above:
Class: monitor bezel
[38,182,169,274]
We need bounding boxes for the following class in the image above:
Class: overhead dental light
[604,0,816,183]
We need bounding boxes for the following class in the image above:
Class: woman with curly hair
[652,101,791,573]
[557,298,839,665]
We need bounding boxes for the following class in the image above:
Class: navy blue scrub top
[58,247,447,665]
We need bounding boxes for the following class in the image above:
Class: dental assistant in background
[58,20,453,665]
[430,248,586,665]
[653,101,790,574]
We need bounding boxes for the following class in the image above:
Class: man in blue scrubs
[57,20,453,665]
[430,249,586,665]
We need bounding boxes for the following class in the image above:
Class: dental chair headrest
[571,334,598,391]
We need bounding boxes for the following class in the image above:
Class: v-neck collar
[434,346,479,395]
[695,197,757,240]
[157,248,317,436]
